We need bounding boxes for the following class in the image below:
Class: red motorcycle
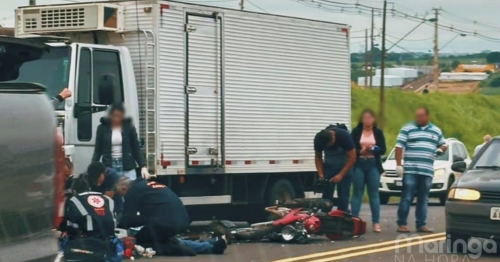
[231,199,366,243]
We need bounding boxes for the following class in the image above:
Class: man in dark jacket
[85,162,123,217]
[314,125,356,211]
[116,178,227,256]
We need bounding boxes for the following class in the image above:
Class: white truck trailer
[12,0,351,210]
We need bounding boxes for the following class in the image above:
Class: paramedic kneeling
[86,162,123,217]
[59,175,121,262]
[314,125,356,211]
[116,178,227,256]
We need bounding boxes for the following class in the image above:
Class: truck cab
[9,39,140,173]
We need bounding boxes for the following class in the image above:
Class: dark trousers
[135,224,181,256]
[322,169,352,212]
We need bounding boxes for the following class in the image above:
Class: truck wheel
[440,177,454,206]
[379,193,390,205]
[267,179,296,206]
[446,233,469,253]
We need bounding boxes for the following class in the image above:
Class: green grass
[351,89,500,155]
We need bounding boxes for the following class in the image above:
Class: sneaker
[212,236,227,254]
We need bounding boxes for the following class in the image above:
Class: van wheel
[267,179,296,207]
[440,177,454,206]
[379,193,390,205]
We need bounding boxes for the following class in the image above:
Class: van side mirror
[451,161,467,173]
[453,156,464,163]
[98,74,116,105]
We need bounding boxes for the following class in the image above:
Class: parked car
[0,36,61,262]
[380,138,471,205]
[446,136,500,252]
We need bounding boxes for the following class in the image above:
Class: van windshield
[8,46,71,110]
[386,148,449,161]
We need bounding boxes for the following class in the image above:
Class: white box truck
[12,0,351,211]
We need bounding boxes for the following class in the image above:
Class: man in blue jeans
[314,125,356,211]
[395,107,447,233]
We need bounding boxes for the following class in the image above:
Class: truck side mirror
[98,74,116,105]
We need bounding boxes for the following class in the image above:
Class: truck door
[185,13,223,168]
[68,44,125,173]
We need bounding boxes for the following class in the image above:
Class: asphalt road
[144,199,500,262]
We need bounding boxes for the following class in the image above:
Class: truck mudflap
[318,210,367,240]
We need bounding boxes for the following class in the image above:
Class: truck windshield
[387,148,449,161]
[9,46,71,110]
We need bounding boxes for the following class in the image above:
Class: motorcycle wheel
[326,234,343,241]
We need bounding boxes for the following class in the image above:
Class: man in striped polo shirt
[395,107,447,233]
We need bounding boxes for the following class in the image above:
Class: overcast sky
[1,0,499,53]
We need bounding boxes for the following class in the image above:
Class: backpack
[61,236,123,262]
[326,123,349,132]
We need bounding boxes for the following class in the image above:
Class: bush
[490,77,500,87]
[352,89,500,155]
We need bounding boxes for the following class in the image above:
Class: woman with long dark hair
[350,109,386,232]
[92,103,149,180]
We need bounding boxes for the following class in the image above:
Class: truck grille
[40,8,85,28]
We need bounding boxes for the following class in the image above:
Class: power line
[293,0,500,43]
[246,0,269,13]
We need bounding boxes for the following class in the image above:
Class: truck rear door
[185,13,223,168]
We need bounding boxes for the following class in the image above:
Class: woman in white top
[92,104,149,180]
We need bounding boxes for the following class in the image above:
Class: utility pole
[239,0,244,10]
[379,0,387,129]
[364,29,368,88]
[29,0,36,5]
[370,8,374,88]
[432,8,439,91]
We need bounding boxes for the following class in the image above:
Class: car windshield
[7,46,71,110]
[471,140,500,169]
[386,147,449,161]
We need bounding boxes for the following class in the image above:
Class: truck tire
[267,179,296,206]
[379,193,390,205]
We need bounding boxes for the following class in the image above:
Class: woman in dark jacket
[92,103,148,180]
[350,109,386,233]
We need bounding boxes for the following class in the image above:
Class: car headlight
[434,168,446,178]
[448,188,481,201]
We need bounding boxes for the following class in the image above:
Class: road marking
[270,232,446,262]
[308,236,446,262]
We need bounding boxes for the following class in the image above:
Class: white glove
[141,167,151,180]
[396,166,404,177]
[435,148,444,156]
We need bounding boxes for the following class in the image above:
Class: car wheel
[440,177,454,206]
[379,193,390,205]
[446,233,469,253]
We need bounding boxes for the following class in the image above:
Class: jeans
[112,158,124,176]
[322,167,352,212]
[112,158,137,180]
[178,238,217,254]
[397,174,433,228]
[351,158,380,223]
